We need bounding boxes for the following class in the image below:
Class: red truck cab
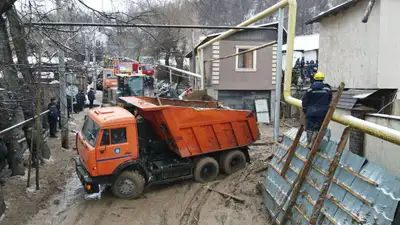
[139,64,154,76]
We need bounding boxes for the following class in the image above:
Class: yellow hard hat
[314,72,324,81]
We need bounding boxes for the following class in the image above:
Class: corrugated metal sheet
[263,128,400,225]
[337,89,378,109]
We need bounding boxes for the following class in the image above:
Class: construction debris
[207,187,245,203]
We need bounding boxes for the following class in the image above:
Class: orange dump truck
[74,96,259,198]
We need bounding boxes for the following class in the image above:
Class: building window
[236,46,257,72]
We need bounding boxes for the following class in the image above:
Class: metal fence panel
[263,128,400,225]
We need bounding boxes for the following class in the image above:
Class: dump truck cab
[74,96,258,199]
[75,107,140,193]
[108,73,147,106]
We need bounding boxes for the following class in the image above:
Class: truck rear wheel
[220,150,246,175]
[111,171,145,199]
[194,157,219,183]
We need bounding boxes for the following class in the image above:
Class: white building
[306,0,400,178]
[282,34,319,70]
[306,0,400,116]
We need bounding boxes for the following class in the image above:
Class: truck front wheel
[220,150,246,175]
[194,157,219,183]
[111,171,145,199]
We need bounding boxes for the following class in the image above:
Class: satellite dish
[66,85,78,96]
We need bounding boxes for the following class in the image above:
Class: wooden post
[362,0,376,23]
[279,82,345,225]
[309,126,351,225]
[35,42,43,191]
[26,129,34,188]
[280,125,304,176]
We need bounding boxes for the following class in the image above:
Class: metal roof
[262,127,400,224]
[185,22,285,58]
[337,89,378,109]
[282,34,319,52]
[306,0,365,25]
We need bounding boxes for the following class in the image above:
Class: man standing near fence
[47,98,59,138]
[0,135,8,185]
[301,72,332,148]
[88,88,95,109]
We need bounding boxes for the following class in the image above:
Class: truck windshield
[127,77,144,96]
[142,65,153,70]
[81,117,100,147]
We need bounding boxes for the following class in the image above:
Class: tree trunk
[0,17,27,176]
[6,9,51,160]
[6,8,35,119]
[6,106,26,176]
[165,52,170,66]
[0,0,17,15]
[0,186,5,217]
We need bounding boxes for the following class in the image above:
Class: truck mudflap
[73,156,100,194]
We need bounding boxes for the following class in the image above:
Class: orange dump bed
[120,96,259,158]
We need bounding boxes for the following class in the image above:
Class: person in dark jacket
[0,136,6,186]
[67,95,72,118]
[56,100,61,130]
[48,98,59,138]
[88,88,95,109]
[0,135,8,173]
[302,72,332,148]
[75,90,85,112]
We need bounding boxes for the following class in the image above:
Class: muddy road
[1,90,290,225]
[25,134,276,225]
[25,125,280,225]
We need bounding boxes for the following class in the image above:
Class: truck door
[96,127,132,176]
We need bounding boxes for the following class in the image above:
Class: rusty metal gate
[262,127,400,224]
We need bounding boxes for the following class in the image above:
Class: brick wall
[349,110,365,156]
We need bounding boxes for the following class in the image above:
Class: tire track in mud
[71,203,90,225]
[180,182,219,225]
[94,200,113,225]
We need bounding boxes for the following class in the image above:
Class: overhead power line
[26,22,277,30]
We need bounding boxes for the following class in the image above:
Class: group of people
[294,57,319,86]
[47,88,96,138]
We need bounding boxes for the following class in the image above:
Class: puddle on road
[26,175,87,225]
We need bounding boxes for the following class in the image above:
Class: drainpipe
[282,0,400,145]
[274,8,284,141]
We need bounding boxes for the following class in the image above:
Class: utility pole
[274,8,284,142]
[191,29,196,89]
[56,0,69,148]
[92,12,97,93]
[35,40,43,190]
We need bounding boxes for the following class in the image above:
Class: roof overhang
[185,22,287,58]
[305,0,364,25]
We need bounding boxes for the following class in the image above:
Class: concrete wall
[328,108,351,150]
[364,114,400,178]
[377,0,400,116]
[377,0,400,91]
[319,0,381,89]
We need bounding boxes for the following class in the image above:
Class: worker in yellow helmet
[301,72,332,148]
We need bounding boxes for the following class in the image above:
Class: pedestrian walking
[301,72,332,148]
[88,88,95,109]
